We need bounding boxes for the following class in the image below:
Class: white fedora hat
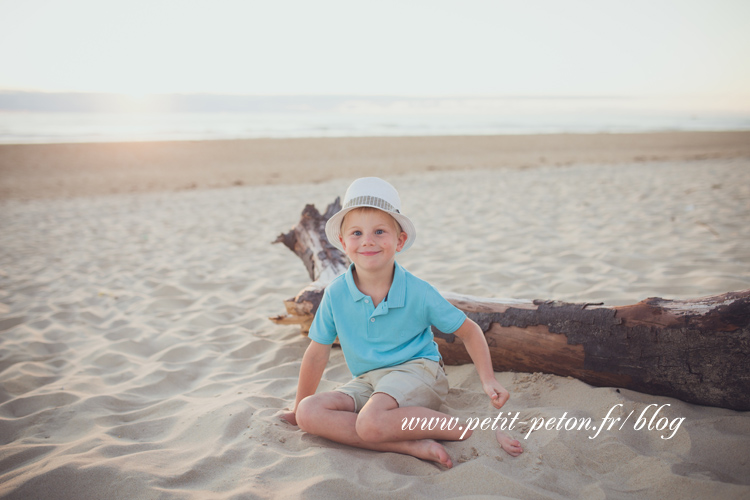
[325,177,416,254]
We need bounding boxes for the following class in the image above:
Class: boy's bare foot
[496,429,524,457]
[410,439,453,468]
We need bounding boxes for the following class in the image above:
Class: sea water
[1,96,748,144]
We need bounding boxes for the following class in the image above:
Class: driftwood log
[271,200,750,411]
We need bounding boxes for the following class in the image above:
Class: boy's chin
[353,256,395,271]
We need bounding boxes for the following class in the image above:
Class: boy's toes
[503,439,524,457]
[496,430,524,457]
[426,440,453,469]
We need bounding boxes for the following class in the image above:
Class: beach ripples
[1,162,748,498]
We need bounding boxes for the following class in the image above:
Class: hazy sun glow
[1,0,749,110]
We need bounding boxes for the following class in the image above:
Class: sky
[1,0,749,110]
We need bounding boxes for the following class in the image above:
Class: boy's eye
[352,230,362,236]
[375,229,385,235]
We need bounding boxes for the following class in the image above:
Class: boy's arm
[281,340,332,426]
[452,318,510,409]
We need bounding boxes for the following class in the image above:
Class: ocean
[1,95,748,144]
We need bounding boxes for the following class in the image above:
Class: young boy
[280,177,523,468]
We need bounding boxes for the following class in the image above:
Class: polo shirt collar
[388,262,406,308]
[345,264,366,302]
[344,262,407,309]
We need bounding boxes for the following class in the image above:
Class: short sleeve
[308,287,338,345]
[423,285,467,334]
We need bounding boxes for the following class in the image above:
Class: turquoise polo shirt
[308,262,467,377]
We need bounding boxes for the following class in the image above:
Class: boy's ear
[396,231,407,252]
[339,235,346,250]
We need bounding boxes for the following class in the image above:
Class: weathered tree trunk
[271,199,348,328]
[271,201,750,411]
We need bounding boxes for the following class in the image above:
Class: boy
[281,177,522,468]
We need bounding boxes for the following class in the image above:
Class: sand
[1,133,749,499]
[2,131,750,200]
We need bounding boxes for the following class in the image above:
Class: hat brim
[325,206,416,254]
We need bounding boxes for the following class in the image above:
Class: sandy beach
[1,132,749,499]
[2,131,750,200]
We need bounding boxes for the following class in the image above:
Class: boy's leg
[356,394,524,456]
[295,391,454,467]
[355,392,470,442]
[349,359,469,443]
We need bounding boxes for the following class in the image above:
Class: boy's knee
[355,408,387,443]
[295,396,318,433]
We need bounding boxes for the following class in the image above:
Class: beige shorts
[335,358,449,413]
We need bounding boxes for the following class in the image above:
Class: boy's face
[339,208,407,274]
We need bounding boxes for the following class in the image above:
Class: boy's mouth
[359,251,380,256]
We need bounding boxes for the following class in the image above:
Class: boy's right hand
[279,411,298,426]
[483,380,510,409]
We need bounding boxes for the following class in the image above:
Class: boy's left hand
[279,411,298,426]
[483,380,510,409]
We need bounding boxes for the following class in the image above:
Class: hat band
[343,195,400,214]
